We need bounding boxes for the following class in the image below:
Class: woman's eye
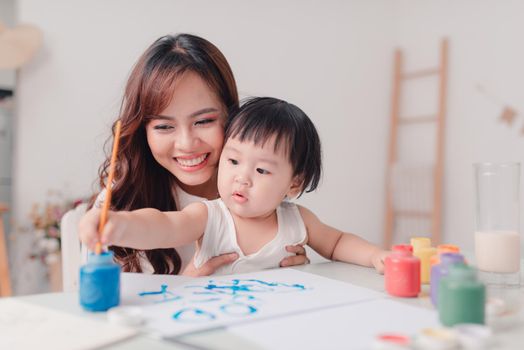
[195,118,216,126]
[256,168,270,175]
[228,159,238,165]
[153,124,174,131]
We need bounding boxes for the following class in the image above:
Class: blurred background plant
[28,189,85,266]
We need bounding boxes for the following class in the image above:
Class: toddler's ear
[286,176,304,199]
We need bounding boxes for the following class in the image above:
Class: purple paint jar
[430,252,465,306]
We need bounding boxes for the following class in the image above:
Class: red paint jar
[385,245,420,297]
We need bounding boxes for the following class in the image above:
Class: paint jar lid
[418,246,438,257]
[453,324,493,349]
[410,237,431,250]
[440,253,465,266]
[392,244,413,253]
[390,245,414,257]
[372,333,411,349]
[437,244,460,254]
[88,251,115,264]
[415,328,459,349]
[107,306,144,327]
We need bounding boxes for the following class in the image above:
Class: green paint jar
[438,264,485,326]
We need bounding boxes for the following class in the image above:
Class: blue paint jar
[79,251,120,312]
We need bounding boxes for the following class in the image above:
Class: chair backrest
[61,203,88,292]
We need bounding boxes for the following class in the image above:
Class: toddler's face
[218,136,298,218]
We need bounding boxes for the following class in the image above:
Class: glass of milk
[474,162,520,287]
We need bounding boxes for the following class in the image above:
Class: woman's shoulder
[174,185,207,208]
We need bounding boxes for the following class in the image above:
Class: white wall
[393,0,524,251]
[14,0,394,252]
[15,0,524,258]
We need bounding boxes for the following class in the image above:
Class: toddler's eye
[229,159,238,165]
[256,168,270,175]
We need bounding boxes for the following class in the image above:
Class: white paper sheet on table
[121,272,193,305]
[120,268,385,338]
[0,298,137,350]
[227,298,440,350]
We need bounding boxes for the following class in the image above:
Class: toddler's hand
[78,208,126,251]
[371,249,390,274]
[182,253,239,277]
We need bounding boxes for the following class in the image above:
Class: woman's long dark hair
[94,34,239,274]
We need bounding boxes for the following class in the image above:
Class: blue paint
[139,284,169,296]
[79,251,120,312]
[194,279,307,295]
[232,294,258,302]
[220,303,258,316]
[138,284,182,303]
[172,308,216,322]
[141,278,310,322]
[190,297,223,303]
[241,279,306,290]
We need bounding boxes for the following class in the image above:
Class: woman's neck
[176,173,219,200]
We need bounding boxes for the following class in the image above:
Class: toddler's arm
[298,206,389,273]
[78,202,207,251]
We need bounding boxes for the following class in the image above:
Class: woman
[83,34,308,276]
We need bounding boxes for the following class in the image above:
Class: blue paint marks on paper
[220,303,258,316]
[172,308,216,323]
[138,284,182,303]
[137,278,309,323]
[138,284,169,296]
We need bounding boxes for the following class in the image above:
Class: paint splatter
[220,303,258,316]
[138,284,181,303]
[172,308,216,322]
[187,279,307,296]
[138,284,169,296]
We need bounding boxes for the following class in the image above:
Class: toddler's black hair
[225,97,322,197]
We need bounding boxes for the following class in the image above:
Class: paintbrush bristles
[96,120,122,254]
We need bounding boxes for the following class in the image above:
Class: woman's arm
[298,205,388,272]
[78,202,208,251]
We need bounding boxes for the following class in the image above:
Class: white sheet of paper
[121,268,385,338]
[227,298,440,349]
[0,299,137,350]
[121,272,193,305]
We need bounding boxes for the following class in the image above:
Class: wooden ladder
[383,38,449,249]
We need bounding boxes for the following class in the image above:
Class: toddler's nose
[235,175,251,187]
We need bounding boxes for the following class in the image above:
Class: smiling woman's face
[146,71,226,197]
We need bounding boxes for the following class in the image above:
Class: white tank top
[194,199,307,275]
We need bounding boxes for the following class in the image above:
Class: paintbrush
[95,120,122,254]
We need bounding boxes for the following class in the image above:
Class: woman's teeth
[176,154,208,167]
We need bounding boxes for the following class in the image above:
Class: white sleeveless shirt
[194,199,307,275]
[94,185,201,273]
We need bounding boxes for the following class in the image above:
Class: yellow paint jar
[411,237,436,284]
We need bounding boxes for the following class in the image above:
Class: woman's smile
[174,153,210,171]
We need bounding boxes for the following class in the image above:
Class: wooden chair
[60,203,88,292]
[0,202,12,296]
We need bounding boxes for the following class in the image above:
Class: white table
[17,262,524,349]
